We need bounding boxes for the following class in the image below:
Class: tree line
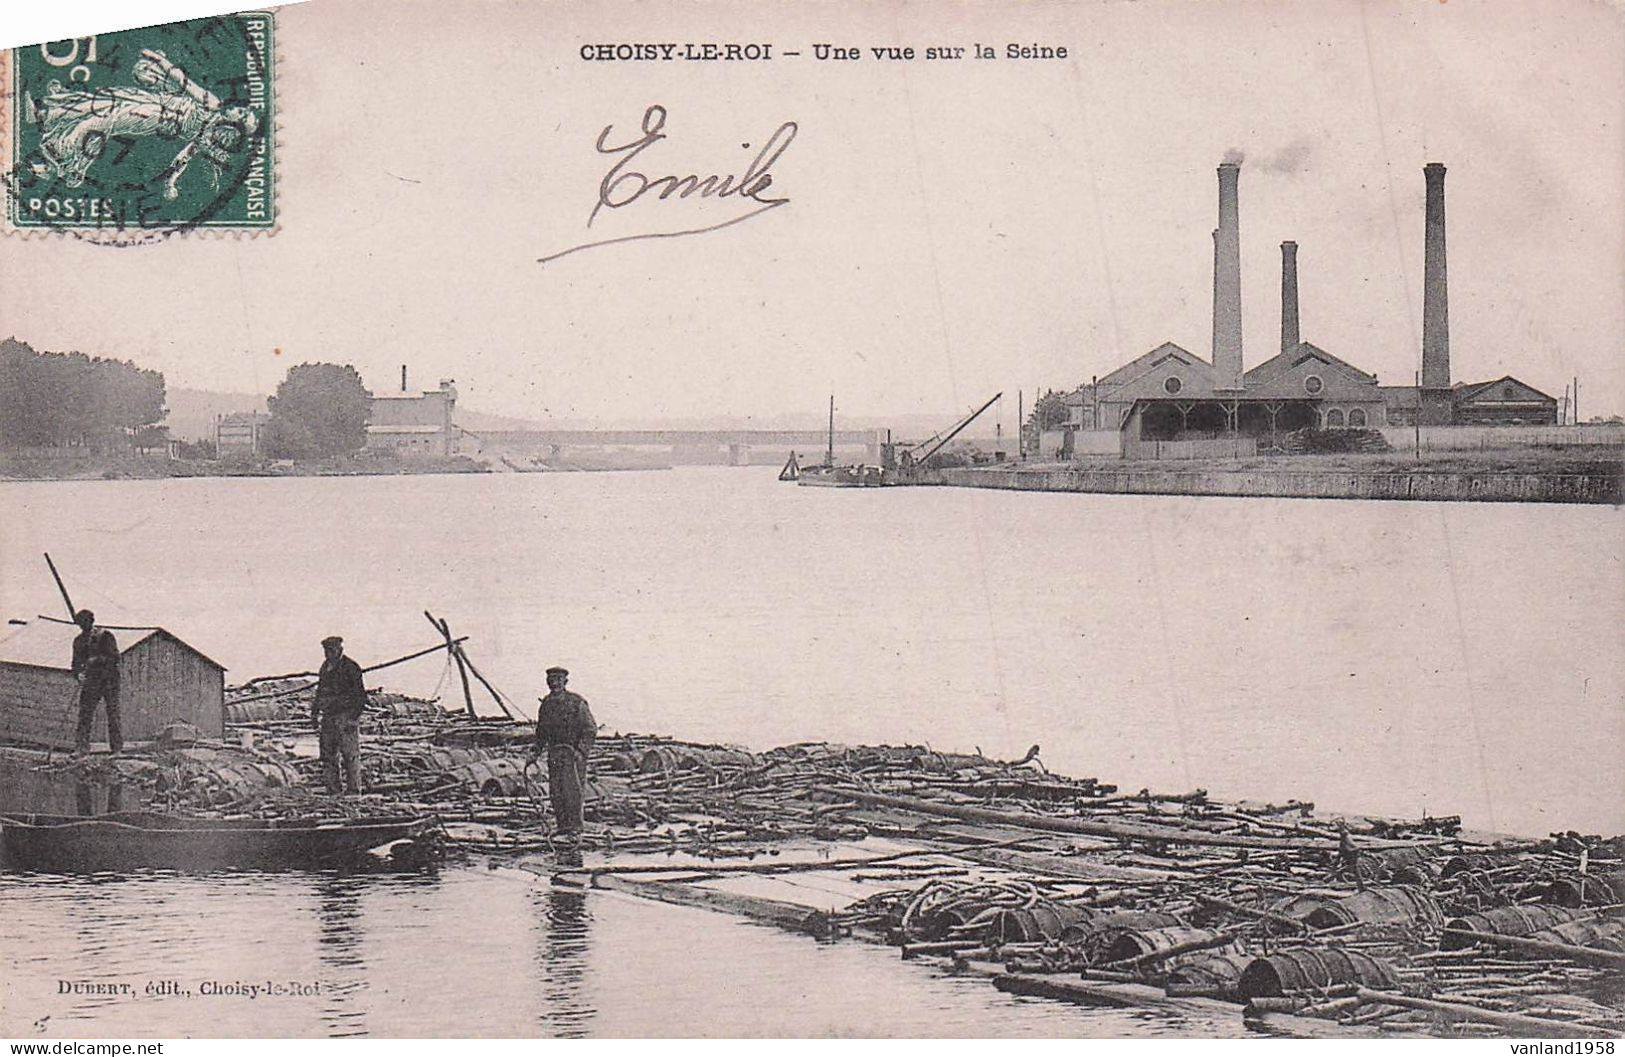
[0,339,381,460]
[0,338,167,451]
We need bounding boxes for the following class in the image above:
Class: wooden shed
[0,618,226,748]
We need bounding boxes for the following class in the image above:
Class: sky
[1,0,1621,427]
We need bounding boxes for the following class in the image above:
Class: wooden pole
[814,785,1340,852]
[1413,370,1422,457]
[1441,927,1625,968]
[454,645,522,721]
[1352,987,1616,1039]
[582,872,833,939]
[225,637,469,706]
[43,553,77,619]
[1192,893,1310,932]
[425,611,476,718]
[827,394,835,467]
[367,637,471,676]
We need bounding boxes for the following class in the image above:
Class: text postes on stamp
[3,11,275,240]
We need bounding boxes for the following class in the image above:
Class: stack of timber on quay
[935,459,1623,505]
[2,678,1622,1039]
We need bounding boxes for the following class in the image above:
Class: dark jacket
[535,690,596,758]
[312,655,368,722]
[71,627,120,684]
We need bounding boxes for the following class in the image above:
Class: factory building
[366,366,460,458]
[1064,162,1556,449]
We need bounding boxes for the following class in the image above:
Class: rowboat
[0,811,437,872]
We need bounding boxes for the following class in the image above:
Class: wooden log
[583,873,833,938]
[1245,1010,1382,1038]
[992,973,1239,1015]
[901,940,988,959]
[1193,893,1311,932]
[815,785,1339,851]
[1248,997,1309,1013]
[1443,927,1625,968]
[1299,996,1364,1018]
[1352,988,1617,1039]
[954,846,1182,882]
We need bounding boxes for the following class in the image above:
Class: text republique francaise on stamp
[2,11,276,241]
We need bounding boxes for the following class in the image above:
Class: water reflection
[532,882,594,1037]
[313,875,369,1037]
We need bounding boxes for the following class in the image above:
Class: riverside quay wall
[936,465,1622,505]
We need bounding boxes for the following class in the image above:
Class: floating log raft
[8,671,1618,1041]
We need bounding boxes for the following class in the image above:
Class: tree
[264,363,371,459]
[0,338,166,451]
[1023,388,1074,441]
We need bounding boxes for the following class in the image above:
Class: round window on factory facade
[1304,375,1324,395]
[1164,376,1183,395]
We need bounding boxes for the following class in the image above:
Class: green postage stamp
[3,11,275,239]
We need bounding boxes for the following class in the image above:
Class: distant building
[215,410,266,455]
[0,619,225,749]
[1061,162,1560,450]
[1383,377,1558,427]
[1449,377,1559,426]
[366,367,458,457]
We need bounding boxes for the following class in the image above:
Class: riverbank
[936,447,1623,504]
[0,450,683,481]
[0,451,489,482]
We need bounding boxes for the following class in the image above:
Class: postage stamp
[2,11,275,241]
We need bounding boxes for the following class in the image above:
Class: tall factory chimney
[1212,162,1244,390]
[1420,163,1452,424]
[401,365,408,393]
[1280,241,1300,355]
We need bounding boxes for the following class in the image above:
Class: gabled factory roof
[1096,342,1215,391]
[1452,375,1556,404]
[1245,342,1378,388]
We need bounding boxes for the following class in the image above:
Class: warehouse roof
[0,619,225,672]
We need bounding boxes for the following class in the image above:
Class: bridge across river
[465,428,889,466]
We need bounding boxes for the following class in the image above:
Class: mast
[826,394,835,467]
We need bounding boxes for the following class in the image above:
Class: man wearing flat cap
[311,635,367,794]
[70,609,122,755]
[535,666,596,838]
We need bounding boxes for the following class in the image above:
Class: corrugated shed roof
[0,620,225,672]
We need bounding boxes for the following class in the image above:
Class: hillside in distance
[163,389,997,445]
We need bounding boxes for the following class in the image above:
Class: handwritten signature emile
[539,104,797,264]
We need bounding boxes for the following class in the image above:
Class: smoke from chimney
[1221,148,1245,165]
[1212,162,1244,389]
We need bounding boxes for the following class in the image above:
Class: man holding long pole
[71,609,123,756]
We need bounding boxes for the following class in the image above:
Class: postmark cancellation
[1,11,276,241]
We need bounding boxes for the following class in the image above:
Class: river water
[1,469,1621,1036]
